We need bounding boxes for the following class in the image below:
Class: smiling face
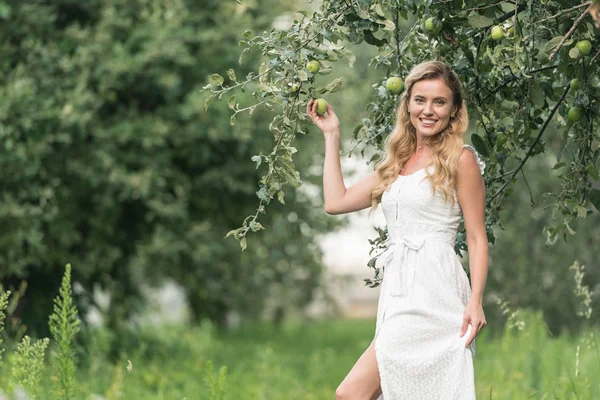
[408,78,456,140]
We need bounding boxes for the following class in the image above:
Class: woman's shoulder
[460,144,485,175]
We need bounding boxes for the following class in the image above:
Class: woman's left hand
[460,299,486,347]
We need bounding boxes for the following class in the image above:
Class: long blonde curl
[370,61,469,213]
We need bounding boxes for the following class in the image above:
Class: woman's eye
[435,100,445,105]
[415,99,424,103]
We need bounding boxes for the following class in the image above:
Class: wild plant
[204,359,228,400]
[569,260,598,374]
[0,290,10,369]
[49,263,81,400]
[11,335,50,399]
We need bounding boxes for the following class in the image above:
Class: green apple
[306,60,320,73]
[386,76,404,94]
[570,78,580,91]
[315,98,328,115]
[567,106,582,123]
[576,40,592,56]
[424,17,441,35]
[491,25,504,41]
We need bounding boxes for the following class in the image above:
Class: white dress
[374,144,485,400]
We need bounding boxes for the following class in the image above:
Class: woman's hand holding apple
[306,98,340,139]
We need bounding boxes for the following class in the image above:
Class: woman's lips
[419,118,437,127]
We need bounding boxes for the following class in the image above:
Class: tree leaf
[249,221,264,232]
[530,81,545,108]
[238,48,249,65]
[339,47,356,68]
[228,95,236,110]
[363,30,387,47]
[565,222,576,235]
[256,187,270,202]
[373,3,385,17]
[543,36,564,55]
[380,19,395,32]
[587,165,599,180]
[590,189,600,211]
[575,205,587,218]
[467,14,493,28]
[225,228,242,239]
[317,64,332,75]
[226,69,237,81]
[209,73,224,87]
[324,77,343,93]
[297,70,309,81]
[569,47,580,59]
[251,155,262,169]
[230,114,236,126]
[204,93,216,111]
[471,134,489,157]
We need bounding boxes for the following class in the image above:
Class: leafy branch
[549,4,592,61]
[487,84,571,206]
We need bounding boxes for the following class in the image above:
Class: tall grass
[48,263,80,400]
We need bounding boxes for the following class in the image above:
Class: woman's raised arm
[307,99,380,215]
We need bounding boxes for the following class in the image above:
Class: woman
[306,61,488,399]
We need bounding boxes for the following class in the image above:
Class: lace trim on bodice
[462,144,485,175]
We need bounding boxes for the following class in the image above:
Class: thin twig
[394,5,402,68]
[529,64,560,74]
[537,2,592,24]
[485,64,559,100]
[513,0,519,53]
[498,3,527,23]
[473,34,493,146]
[487,85,571,206]
[465,1,513,12]
[520,169,535,207]
[490,169,519,182]
[549,5,592,61]
[591,47,600,62]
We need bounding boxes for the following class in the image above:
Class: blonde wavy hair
[370,61,468,213]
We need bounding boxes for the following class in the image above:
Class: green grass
[70,313,599,400]
[1,310,599,399]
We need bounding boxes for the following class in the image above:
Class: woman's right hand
[306,98,340,138]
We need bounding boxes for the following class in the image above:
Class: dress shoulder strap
[462,144,486,175]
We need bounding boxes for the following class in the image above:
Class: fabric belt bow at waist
[382,232,454,297]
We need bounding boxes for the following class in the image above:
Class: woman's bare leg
[335,338,383,400]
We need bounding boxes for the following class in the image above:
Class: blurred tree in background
[0,0,339,336]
